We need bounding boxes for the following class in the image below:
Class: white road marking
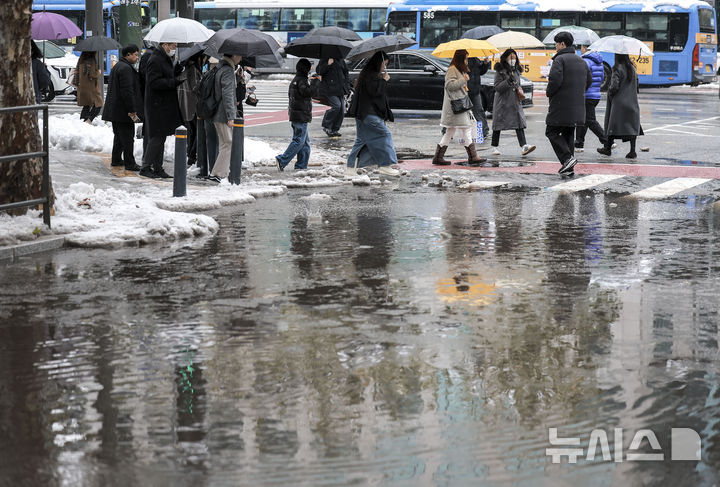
[645,115,720,133]
[549,174,625,192]
[631,178,712,199]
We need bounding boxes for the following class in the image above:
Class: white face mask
[509,59,516,66]
[168,49,176,57]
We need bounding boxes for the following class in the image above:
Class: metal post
[42,105,50,228]
[157,0,171,21]
[229,117,244,185]
[173,128,187,197]
[196,116,208,178]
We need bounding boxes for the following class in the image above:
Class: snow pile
[0,182,218,248]
[300,193,332,201]
[154,182,285,212]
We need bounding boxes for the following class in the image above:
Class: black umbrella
[461,25,505,40]
[306,26,361,41]
[178,43,207,64]
[205,28,280,57]
[346,34,416,62]
[283,35,353,59]
[73,35,122,52]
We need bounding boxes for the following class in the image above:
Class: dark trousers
[143,135,167,173]
[491,129,526,147]
[606,136,636,152]
[575,99,606,147]
[321,95,344,133]
[545,125,576,164]
[204,119,219,171]
[80,105,101,122]
[142,123,149,164]
[111,121,136,168]
[470,93,490,141]
[185,119,197,165]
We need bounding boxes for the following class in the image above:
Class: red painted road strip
[400,159,720,179]
[245,105,329,127]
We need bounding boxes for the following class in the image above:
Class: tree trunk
[0,0,54,216]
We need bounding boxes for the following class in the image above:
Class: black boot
[432,145,450,165]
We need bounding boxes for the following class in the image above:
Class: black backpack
[195,66,221,119]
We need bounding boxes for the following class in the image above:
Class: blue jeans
[277,122,310,169]
[347,115,397,168]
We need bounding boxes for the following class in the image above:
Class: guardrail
[0,104,51,227]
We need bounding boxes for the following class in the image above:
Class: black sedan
[348,49,534,112]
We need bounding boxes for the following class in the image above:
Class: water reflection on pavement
[1,185,719,485]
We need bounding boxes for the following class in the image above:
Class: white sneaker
[378,166,400,177]
[345,166,358,178]
[521,144,536,156]
[575,147,584,153]
[611,143,618,149]
[491,148,501,156]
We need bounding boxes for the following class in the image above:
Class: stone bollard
[173,127,187,197]
[196,117,208,178]
[229,117,244,185]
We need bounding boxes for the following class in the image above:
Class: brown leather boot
[432,145,450,165]
[465,144,487,164]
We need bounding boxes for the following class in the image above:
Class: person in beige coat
[75,51,104,123]
[433,49,486,166]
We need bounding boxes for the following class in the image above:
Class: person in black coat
[316,57,349,137]
[467,57,490,141]
[31,41,52,104]
[275,58,314,171]
[141,42,182,178]
[138,44,156,164]
[102,44,143,171]
[545,31,592,175]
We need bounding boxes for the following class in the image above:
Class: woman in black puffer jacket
[276,58,314,171]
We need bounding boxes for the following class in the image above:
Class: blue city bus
[387,0,717,86]
[32,0,152,76]
[193,0,390,44]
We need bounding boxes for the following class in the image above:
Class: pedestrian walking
[138,43,156,163]
[597,54,643,159]
[275,58,313,171]
[432,49,486,166]
[177,52,205,167]
[316,56,349,137]
[75,51,103,124]
[235,59,256,118]
[574,46,608,152]
[102,44,143,171]
[490,49,536,158]
[30,42,52,104]
[140,42,181,179]
[206,53,241,183]
[345,51,400,178]
[545,32,592,175]
[467,56,490,143]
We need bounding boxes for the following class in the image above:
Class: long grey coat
[492,64,526,131]
[211,59,237,124]
[604,63,641,137]
[440,65,472,128]
[177,63,202,122]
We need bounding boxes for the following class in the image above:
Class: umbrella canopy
[144,17,213,43]
[346,34,416,61]
[73,35,122,52]
[542,26,600,46]
[306,26,362,41]
[461,25,505,40]
[205,28,280,57]
[487,31,545,50]
[178,43,207,64]
[31,12,82,41]
[283,35,353,59]
[588,35,653,56]
[431,39,499,58]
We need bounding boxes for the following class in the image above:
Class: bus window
[196,8,236,31]
[387,11,417,40]
[668,13,689,51]
[460,12,499,31]
[238,9,279,30]
[325,8,369,31]
[626,13,669,50]
[579,12,622,38]
[420,11,460,48]
[698,8,716,33]
[280,8,324,31]
[538,12,577,41]
[499,12,538,36]
[370,8,386,32]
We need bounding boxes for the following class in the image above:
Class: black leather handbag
[450,95,473,114]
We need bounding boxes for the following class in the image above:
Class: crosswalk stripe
[549,174,625,192]
[631,178,712,199]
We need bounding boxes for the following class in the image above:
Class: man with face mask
[140,41,182,178]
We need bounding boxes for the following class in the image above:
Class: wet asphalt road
[2,85,720,485]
